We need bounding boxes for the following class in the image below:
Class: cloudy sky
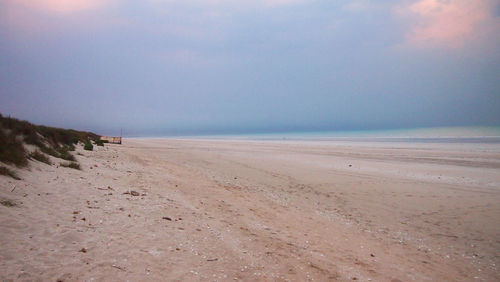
[1,0,499,136]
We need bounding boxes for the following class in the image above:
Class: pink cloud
[0,0,119,36]
[149,0,310,8]
[263,0,310,6]
[396,0,499,48]
[12,0,113,14]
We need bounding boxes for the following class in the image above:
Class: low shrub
[60,162,81,170]
[58,148,76,161]
[29,150,51,165]
[84,142,93,151]
[95,140,104,146]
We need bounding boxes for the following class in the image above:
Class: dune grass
[0,166,21,180]
[40,145,76,161]
[0,113,101,168]
[29,150,51,165]
[60,162,81,170]
[0,129,27,167]
[0,114,99,147]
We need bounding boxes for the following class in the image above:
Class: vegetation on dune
[0,166,21,180]
[0,113,102,173]
[29,150,51,165]
[40,145,76,161]
[60,162,81,170]
[0,129,27,167]
[84,142,93,151]
[0,114,99,147]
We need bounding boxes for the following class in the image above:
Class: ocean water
[190,126,500,143]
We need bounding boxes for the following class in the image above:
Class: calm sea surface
[180,126,500,144]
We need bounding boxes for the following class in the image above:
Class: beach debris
[130,191,140,196]
[73,211,79,214]
[370,253,375,257]
[348,164,352,167]
[111,264,126,271]
[11,185,16,192]
[79,248,87,253]
[207,258,218,262]
[81,217,86,221]
[162,217,172,221]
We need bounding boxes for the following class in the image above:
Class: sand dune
[1,139,499,281]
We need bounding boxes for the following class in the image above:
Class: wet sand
[1,138,499,281]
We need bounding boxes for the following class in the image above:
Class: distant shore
[1,138,499,280]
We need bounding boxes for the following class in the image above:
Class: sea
[181,126,500,144]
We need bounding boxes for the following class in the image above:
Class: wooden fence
[100,136,122,144]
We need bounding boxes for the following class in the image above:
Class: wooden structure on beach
[100,136,122,144]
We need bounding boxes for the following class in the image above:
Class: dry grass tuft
[60,162,81,170]
[0,166,21,180]
[29,150,51,165]
[0,199,16,207]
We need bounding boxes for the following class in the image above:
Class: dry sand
[1,138,499,281]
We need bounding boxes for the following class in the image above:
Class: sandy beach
[1,138,499,281]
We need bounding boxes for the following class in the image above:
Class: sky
[1,0,499,136]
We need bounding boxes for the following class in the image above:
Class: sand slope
[1,139,499,281]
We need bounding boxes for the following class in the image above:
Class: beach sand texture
[1,139,499,281]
